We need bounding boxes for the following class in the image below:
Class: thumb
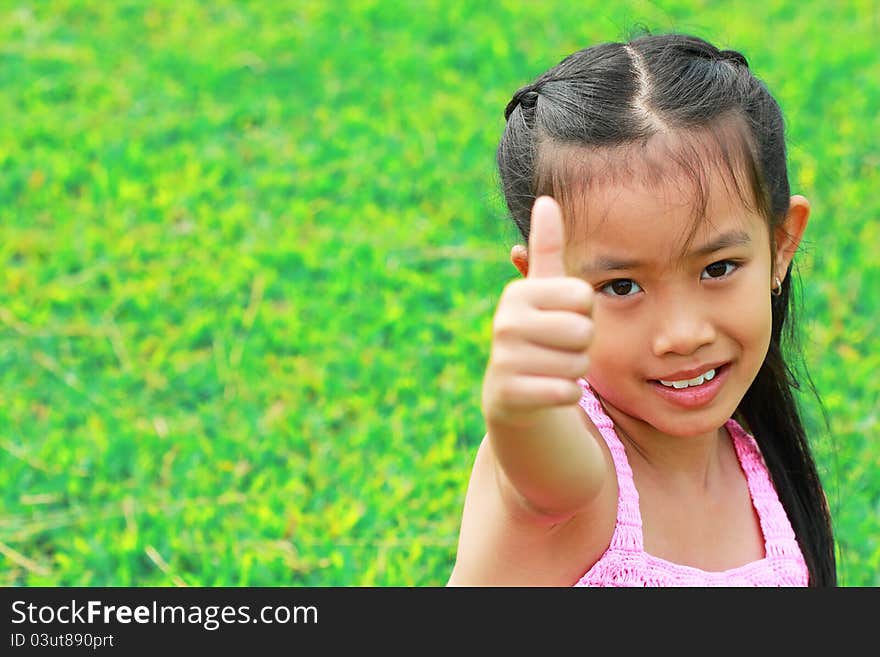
[527,196,567,279]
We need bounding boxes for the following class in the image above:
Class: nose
[650,298,717,357]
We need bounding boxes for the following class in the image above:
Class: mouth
[648,363,731,409]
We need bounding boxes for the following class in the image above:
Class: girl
[448,32,836,586]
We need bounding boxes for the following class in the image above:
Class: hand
[482,196,595,426]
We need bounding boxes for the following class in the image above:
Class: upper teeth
[660,368,716,389]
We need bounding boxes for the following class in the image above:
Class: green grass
[1,0,877,586]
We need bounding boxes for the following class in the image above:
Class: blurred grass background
[0,0,877,586]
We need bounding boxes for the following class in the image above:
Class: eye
[701,260,740,280]
[600,279,643,297]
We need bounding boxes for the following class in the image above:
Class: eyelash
[598,260,742,298]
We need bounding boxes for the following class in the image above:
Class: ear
[510,244,529,277]
[774,195,810,282]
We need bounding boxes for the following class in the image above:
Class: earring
[771,275,783,296]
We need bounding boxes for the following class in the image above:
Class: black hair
[496,31,836,586]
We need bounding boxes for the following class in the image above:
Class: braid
[718,49,750,68]
[504,88,539,122]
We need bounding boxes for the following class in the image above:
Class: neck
[598,397,728,492]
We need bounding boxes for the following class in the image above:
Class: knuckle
[502,279,527,301]
[554,381,582,405]
[568,352,590,377]
[492,309,516,337]
[482,381,501,408]
[569,278,593,307]
[498,380,525,407]
[490,345,514,371]
[583,319,594,343]
[572,317,593,345]
[493,316,518,341]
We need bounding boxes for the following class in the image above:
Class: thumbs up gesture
[482,196,595,426]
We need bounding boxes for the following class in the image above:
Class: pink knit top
[574,378,809,586]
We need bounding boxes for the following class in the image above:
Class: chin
[656,417,726,438]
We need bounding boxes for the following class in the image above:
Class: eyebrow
[580,229,752,274]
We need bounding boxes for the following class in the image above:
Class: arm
[481,196,606,519]
[448,416,613,586]
[487,404,606,519]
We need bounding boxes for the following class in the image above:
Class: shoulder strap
[725,418,800,552]
[577,378,644,552]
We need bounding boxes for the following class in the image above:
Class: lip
[649,363,730,409]
[654,361,729,382]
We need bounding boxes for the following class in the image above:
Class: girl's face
[552,169,804,441]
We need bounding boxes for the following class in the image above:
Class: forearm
[487,404,606,517]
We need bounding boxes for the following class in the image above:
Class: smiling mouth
[649,363,729,387]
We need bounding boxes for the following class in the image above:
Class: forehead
[536,118,770,262]
[563,166,766,267]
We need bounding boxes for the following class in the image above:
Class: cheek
[585,313,647,416]
[587,305,641,370]
[727,272,774,346]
